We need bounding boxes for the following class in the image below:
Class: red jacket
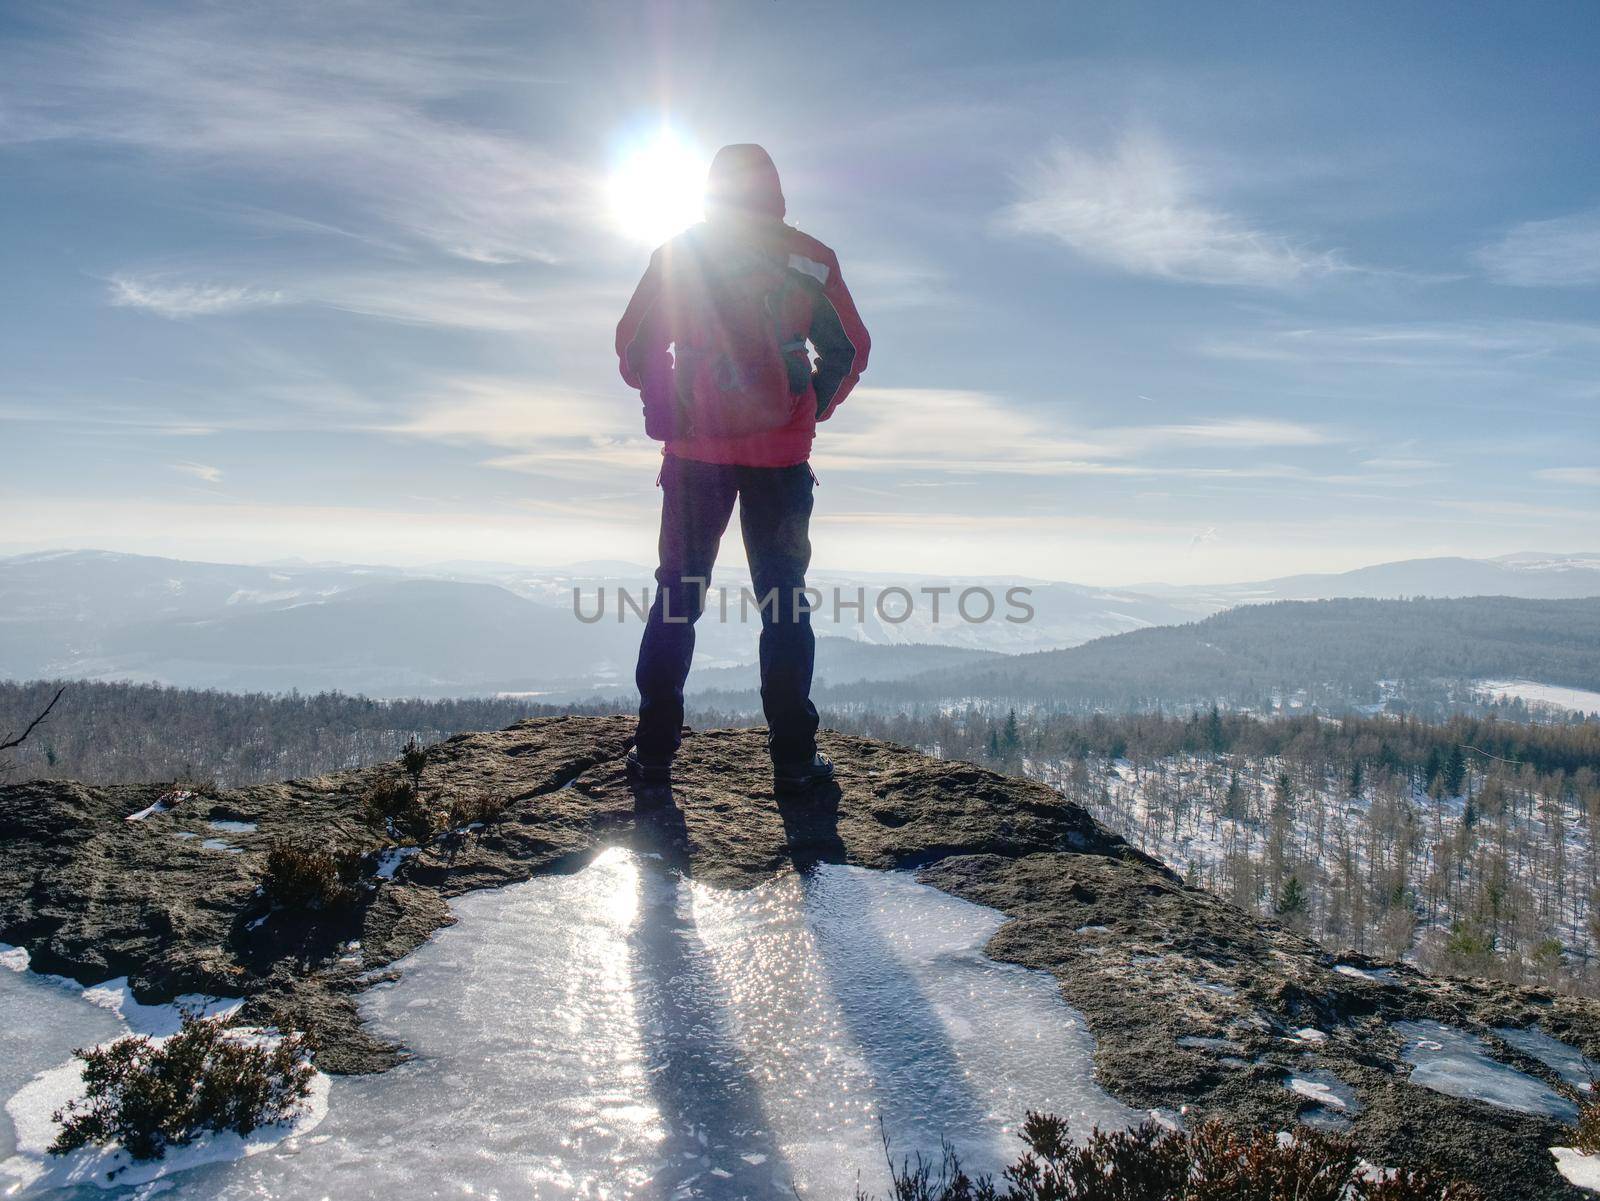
[615,148,869,467]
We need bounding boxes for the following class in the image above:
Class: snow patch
[374,847,419,879]
[1286,1070,1359,1114]
[1553,1147,1600,1192]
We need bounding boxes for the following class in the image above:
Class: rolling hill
[813,596,1600,713]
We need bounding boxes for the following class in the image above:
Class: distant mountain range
[1135,552,1600,606]
[1,548,1595,698]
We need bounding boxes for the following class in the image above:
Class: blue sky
[2,0,1596,585]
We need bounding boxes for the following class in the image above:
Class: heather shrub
[362,775,442,844]
[1567,1078,1600,1155]
[401,735,428,791]
[50,1013,313,1162]
[445,792,507,829]
[263,841,363,909]
[860,1113,1483,1201]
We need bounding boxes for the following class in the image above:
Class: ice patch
[3,942,239,1038]
[1395,1020,1577,1122]
[1292,1027,1329,1043]
[1495,1025,1600,1091]
[1334,964,1395,984]
[207,821,257,835]
[86,846,1138,1199]
[200,839,241,854]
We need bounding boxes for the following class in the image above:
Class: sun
[607,129,708,246]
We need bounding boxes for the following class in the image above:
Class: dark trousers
[635,455,819,766]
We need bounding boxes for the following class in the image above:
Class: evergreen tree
[1277,874,1308,918]
[1423,745,1443,792]
[1443,745,1467,798]
[1223,773,1247,821]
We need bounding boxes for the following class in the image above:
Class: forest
[842,704,1600,995]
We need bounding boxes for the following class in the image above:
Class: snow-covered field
[1479,680,1600,718]
[0,850,1140,1198]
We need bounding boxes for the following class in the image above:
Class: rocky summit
[3,714,1598,1199]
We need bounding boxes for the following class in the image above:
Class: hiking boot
[625,749,673,786]
[773,752,834,795]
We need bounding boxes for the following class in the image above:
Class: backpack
[661,227,815,440]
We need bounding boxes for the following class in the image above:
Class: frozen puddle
[1,847,1141,1198]
[1395,1020,1577,1123]
[1495,1025,1600,1092]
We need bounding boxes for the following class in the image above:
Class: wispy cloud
[1537,466,1600,486]
[108,276,284,318]
[4,7,595,263]
[999,133,1347,287]
[172,461,222,484]
[1362,457,1442,471]
[824,389,1337,476]
[1199,320,1600,376]
[1434,497,1598,523]
[384,377,655,481]
[1122,419,1333,449]
[1476,207,1600,287]
[105,267,613,333]
[386,378,629,446]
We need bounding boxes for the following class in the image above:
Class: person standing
[615,143,870,793]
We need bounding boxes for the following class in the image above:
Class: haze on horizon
[2,2,1597,587]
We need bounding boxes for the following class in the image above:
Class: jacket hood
[705,143,786,221]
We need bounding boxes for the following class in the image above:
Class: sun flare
[607,129,708,246]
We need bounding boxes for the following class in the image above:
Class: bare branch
[0,686,65,753]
